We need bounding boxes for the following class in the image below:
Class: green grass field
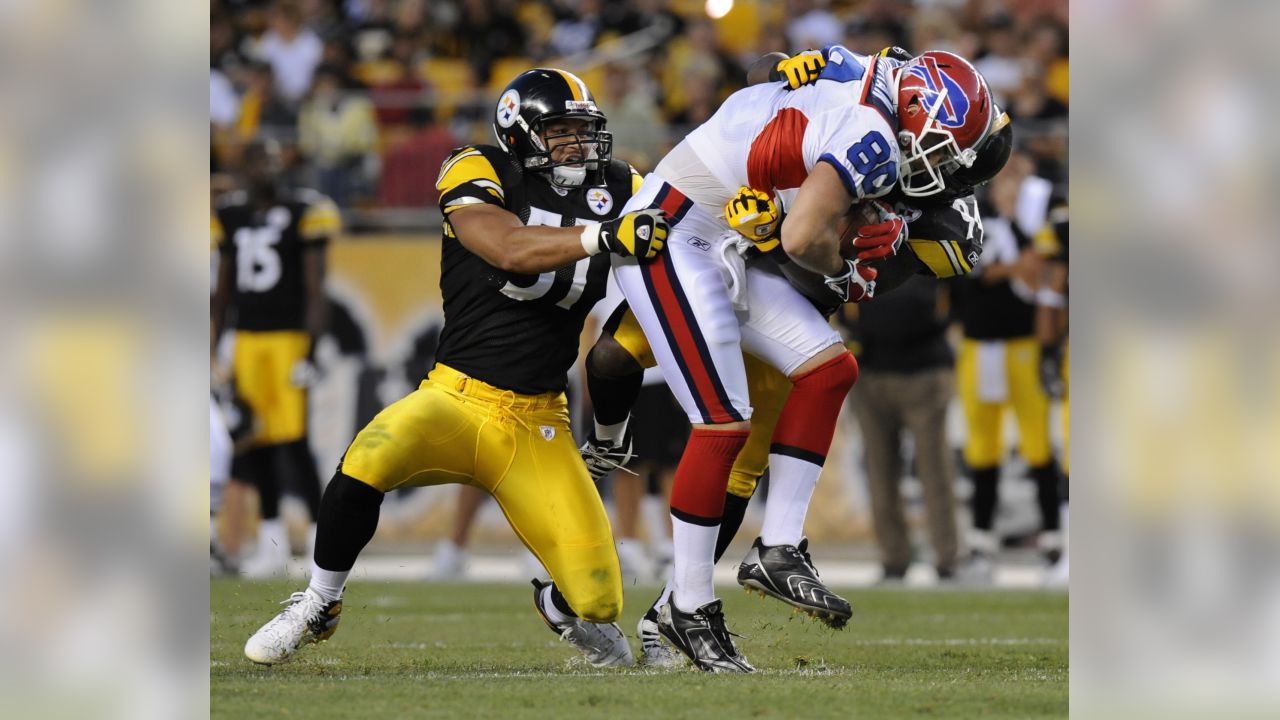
[212,579,1067,719]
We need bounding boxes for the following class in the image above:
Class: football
[836,201,885,258]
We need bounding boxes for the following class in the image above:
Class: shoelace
[697,608,743,650]
[791,545,821,579]
[582,440,638,476]
[279,591,323,617]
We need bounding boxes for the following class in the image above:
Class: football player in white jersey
[607,46,998,672]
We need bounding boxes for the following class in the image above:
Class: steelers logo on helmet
[496,89,521,129]
[586,187,613,215]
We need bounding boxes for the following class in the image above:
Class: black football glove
[878,46,914,61]
[1039,344,1066,398]
[584,209,669,260]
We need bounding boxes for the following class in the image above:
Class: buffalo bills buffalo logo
[905,57,970,129]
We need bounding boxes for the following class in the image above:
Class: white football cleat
[244,588,342,665]
[637,605,682,668]
[531,579,634,668]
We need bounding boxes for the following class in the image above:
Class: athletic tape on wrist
[580,223,602,256]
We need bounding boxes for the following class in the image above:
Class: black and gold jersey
[957,206,1035,340]
[433,144,641,394]
[868,193,986,295]
[1034,205,1069,263]
[902,194,985,279]
[214,188,340,331]
[770,193,986,316]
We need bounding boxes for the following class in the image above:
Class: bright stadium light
[705,0,733,20]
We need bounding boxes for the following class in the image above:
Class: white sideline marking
[267,555,1059,589]
[852,637,1064,646]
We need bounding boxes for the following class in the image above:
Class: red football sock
[669,427,751,524]
[770,352,858,462]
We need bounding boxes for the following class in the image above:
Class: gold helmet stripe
[553,69,587,102]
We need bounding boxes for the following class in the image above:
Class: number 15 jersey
[683,47,901,205]
[213,188,340,331]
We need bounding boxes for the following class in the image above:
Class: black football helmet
[492,68,613,188]
[946,107,1013,190]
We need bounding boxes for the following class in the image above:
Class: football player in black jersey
[578,48,1013,665]
[951,150,1063,584]
[245,68,669,668]
[212,138,338,578]
[1035,204,1069,586]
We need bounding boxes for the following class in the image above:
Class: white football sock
[539,584,575,625]
[308,563,348,603]
[654,582,673,610]
[758,455,819,547]
[594,416,628,445]
[670,515,718,611]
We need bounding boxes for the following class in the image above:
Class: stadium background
[210,0,1068,567]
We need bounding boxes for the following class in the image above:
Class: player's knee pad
[810,350,858,392]
[322,471,385,509]
[726,469,759,500]
[587,335,643,379]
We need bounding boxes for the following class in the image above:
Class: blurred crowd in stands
[210,0,1067,219]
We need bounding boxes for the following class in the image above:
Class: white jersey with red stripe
[681,47,900,208]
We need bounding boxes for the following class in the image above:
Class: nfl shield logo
[540,426,555,441]
[586,188,613,216]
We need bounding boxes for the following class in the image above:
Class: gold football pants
[956,337,1052,469]
[342,364,622,622]
[232,330,311,446]
[611,307,790,500]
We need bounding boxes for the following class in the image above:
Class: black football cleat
[737,537,852,629]
[578,416,636,482]
[656,599,754,673]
